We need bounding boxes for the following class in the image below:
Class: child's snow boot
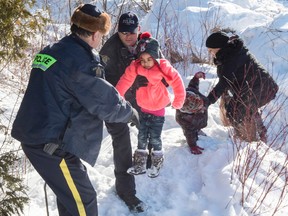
[189,145,204,154]
[127,149,148,175]
[147,150,164,178]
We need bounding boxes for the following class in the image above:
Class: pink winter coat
[116,59,186,111]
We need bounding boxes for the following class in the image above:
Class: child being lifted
[116,32,186,177]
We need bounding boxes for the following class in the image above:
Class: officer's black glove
[129,108,140,128]
[134,75,148,90]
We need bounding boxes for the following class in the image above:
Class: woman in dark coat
[205,31,278,142]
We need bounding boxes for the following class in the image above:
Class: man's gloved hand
[134,75,148,90]
[129,108,140,128]
[194,71,206,79]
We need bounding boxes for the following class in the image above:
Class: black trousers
[105,122,136,196]
[21,143,97,216]
[175,109,208,147]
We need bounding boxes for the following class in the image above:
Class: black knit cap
[206,31,229,48]
[137,32,160,60]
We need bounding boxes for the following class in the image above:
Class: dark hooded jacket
[175,76,208,146]
[207,36,278,110]
[99,33,137,101]
[12,34,133,166]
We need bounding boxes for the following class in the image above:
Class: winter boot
[186,131,204,154]
[189,145,204,154]
[127,149,148,175]
[118,193,146,213]
[147,150,164,178]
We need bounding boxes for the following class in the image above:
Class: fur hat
[206,31,229,48]
[137,32,161,60]
[180,91,204,114]
[118,12,139,33]
[71,4,111,34]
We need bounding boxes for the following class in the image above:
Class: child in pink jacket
[116,32,185,177]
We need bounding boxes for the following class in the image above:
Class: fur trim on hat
[71,5,111,34]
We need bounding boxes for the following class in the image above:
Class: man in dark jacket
[11,4,140,216]
[205,31,278,142]
[99,12,147,213]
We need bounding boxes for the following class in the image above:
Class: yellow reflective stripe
[59,159,86,216]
